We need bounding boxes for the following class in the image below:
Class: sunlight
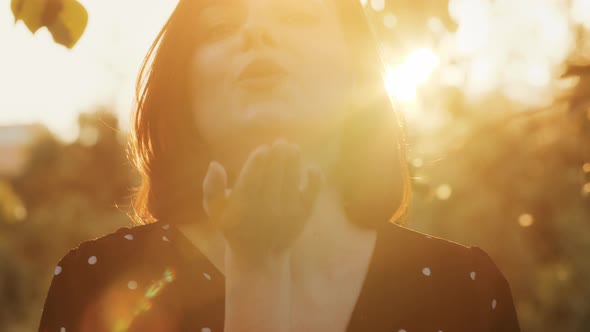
[385,48,440,102]
[0,0,177,140]
[449,0,573,105]
[571,0,590,29]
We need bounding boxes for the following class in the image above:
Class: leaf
[46,0,88,48]
[11,0,88,49]
[11,0,45,33]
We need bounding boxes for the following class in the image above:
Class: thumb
[203,161,229,219]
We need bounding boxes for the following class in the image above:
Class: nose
[241,22,276,50]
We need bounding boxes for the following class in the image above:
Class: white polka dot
[201,328,211,332]
[398,329,407,332]
[470,271,476,280]
[54,266,62,275]
[88,256,97,265]
[162,224,170,230]
[60,328,66,332]
[492,298,497,309]
[128,280,138,290]
[422,267,431,276]
[203,272,212,280]
[124,234,133,240]
[162,235,170,242]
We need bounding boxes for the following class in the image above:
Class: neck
[176,129,373,276]
[177,181,375,278]
[290,183,377,282]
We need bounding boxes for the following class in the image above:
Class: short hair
[128,0,412,229]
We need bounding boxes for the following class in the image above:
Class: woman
[39,0,521,331]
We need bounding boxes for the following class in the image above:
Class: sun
[384,48,440,102]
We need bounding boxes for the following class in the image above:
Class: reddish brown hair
[128,0,412,229]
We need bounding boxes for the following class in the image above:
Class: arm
[202,141,322,332]
[224,249,291,332]
[38,247,88,332]
[203,141,322,332]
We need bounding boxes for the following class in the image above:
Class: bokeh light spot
[383,13,397,29]
[370,0,385,12]
[412,158,424,168]
[435,184,452,200]
[518,213,534,227]
[128,280,138,290]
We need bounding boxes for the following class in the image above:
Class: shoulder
[378,221,502,271]
[375,221,512,302]
[53,221,175,284]
[61,220,168,253]
[373,222,520,331]
[63,220,171,255]
[39,221,180,331]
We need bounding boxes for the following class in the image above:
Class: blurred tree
[1,107,136,330]
[407,66,590,332]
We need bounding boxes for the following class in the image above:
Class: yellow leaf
[47,0,88,48]
[11,0,88,49]
[11,0,46,33]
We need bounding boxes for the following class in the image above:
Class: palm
[202,139,323,260]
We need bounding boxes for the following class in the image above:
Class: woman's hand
[202,138,323,265]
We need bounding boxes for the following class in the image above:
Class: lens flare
[79,267,177,331]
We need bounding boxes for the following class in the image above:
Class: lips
[238,58,287,82]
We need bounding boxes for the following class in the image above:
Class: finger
[233,145,270,198]
[281,143,301,213]
[203,161,229,220]
[263,139,289,212]
[300,166,323,217]
[229,145,270,232]
[273,144,304,251]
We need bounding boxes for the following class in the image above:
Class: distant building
[0,123,49,178]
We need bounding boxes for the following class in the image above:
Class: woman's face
[191,0,356,149]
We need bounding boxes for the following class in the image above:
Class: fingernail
[211,160,223,168]
[275,138,288,145]
[208,161,215,171]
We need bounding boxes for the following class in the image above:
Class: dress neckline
[164,220,389,332]
[166,221,226,279]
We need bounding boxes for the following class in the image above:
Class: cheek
[290,27,352,86]
[190,46,236,143]
[192,46,231,94]
[295,38,354,112]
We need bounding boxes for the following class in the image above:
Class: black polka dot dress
[38,220,521,332]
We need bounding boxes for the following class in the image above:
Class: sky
[0,0,178,141]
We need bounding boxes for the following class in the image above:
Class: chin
[241,100,294,119]
[233,100,338,143]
